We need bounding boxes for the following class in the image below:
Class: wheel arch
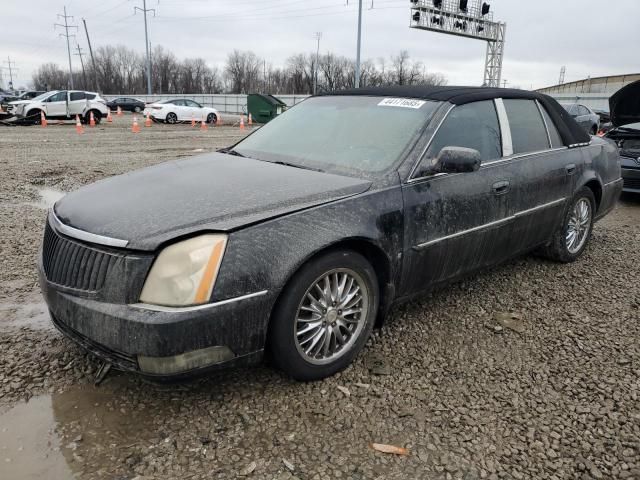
[267,237,394,334]
[582,178,602,212]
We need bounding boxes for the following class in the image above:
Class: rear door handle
[492,180,510,195]
[565,164,577,175]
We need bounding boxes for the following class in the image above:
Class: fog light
[138,346,235,375]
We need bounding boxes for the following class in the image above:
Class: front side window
[233,96,439,177]
[503,99,550,154]
[47,91,67,102]
[425,100,502,165]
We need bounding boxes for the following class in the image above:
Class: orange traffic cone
[40,111,48,127]
[107,109,113,123]
[200,116,208,131]
[239,116,245,130]
[75,115,84,134]
[145,113,152,127]
[117,106,123,117]
[248,113,253,126]
[191,114,196,127]
[89,111,96,128]
[132,116,141,133]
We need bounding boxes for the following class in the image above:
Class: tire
[27,109,42,125]
[134,106,141,113]
[268,250,379,381]
[206,113,216,124]
[84,110,102,125]
[540,187,596,263]
[166,112,178,124]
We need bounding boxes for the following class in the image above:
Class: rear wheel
[268,250,379,381]
[166,112,178,124]
[540,187,595,263]
[206,113,217,124]
[134,106,141,113]
[85,110,102,125]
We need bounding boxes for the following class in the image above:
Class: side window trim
[494,98,513,157]
[534,100,553,149]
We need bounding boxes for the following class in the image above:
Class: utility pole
[74,45,88,90]
[82,19,100,92]
[55,6,78,89]
[502,79,508,88]
[134,0,156,95]
[3,57,17,90]
[314,32,322,95]
[355,0,363,88]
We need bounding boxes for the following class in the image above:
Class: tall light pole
[355,0,363,88]
[135,0,155,95]
[314,32,322,95]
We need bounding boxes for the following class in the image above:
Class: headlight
[139,234,227,307]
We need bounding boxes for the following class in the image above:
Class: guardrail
[102,94,310,114]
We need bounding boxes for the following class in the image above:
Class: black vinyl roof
[321,85,591,146]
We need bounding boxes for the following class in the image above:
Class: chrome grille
[42,220,118,291]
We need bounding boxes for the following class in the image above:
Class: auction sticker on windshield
[378,98,427,109]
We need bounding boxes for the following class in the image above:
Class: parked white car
[144,99,219,124]
[7,90,108,124]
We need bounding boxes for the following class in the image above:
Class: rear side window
[427,100,502,163]
[69,92,85,101]
[503,99,550,154]
[539,105,564,148]
[86,93,96,100]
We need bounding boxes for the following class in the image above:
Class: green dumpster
[247,94,288,124]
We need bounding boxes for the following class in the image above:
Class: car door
[68,91,87,117]
[498,99,575,253]
[43,91,68,117]
[184,100,202,121]
[400,100,514,296]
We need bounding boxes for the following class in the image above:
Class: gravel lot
[0,117,639,480]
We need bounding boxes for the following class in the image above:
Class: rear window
[503,99,550,154]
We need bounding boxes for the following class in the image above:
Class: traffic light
[481,3,490,15]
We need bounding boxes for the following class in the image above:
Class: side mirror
[437,146,482,173]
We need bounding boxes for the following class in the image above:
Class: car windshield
[233,96,439,177]
[30,92,53,102]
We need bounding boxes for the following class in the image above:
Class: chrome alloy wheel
[294,269,369,365]
[566,198,592,254]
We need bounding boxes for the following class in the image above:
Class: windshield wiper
[219,148,246,157]
[271,161,324,172]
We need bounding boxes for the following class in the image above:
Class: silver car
[561,103,600,135]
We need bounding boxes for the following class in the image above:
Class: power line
[55,6,79,89]
[134,0,156,95]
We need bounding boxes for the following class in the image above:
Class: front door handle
[492,180,510,195]
[565,164,577,175]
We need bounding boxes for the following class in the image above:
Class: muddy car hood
[54,153,372,251]
[610,80,640,127]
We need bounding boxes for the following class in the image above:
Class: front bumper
[38,257,272,379]
[621,156,640,193]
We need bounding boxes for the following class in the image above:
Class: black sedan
[38,86,622,381]
[106,97,146,113]
[605,80,640,193]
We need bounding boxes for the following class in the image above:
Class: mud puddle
[0,379,170,480]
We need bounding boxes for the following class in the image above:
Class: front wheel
[268,250,379,381]
[540,187,595,263]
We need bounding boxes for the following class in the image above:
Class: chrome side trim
[407,103,456,181]
[494,98,513,157]
[131,290,269,313]
[482,147,568,166]
[412,197,566,251]
[535,99,553,149]
[50,209,129,248]
[603,178,623,188]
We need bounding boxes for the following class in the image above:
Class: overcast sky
[2,0,639,91]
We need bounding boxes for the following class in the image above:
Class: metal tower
[409,0,507,87]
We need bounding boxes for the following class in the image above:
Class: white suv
[8,90,109,124]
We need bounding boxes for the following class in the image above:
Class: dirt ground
[0,117,639,480]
